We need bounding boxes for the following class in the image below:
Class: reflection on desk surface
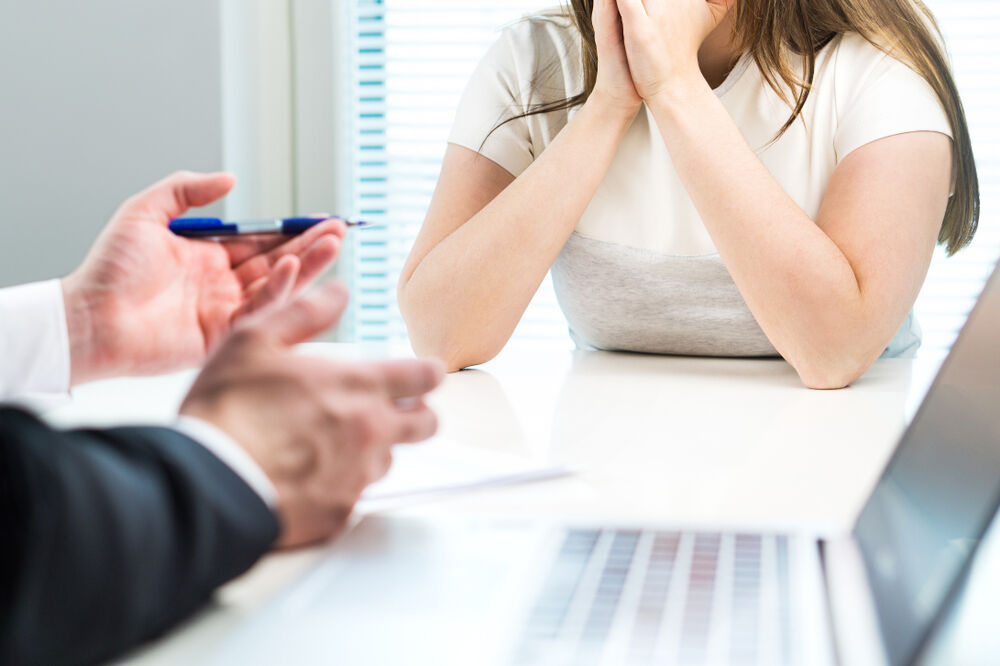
[424,348,919,532]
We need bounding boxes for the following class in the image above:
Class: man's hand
[180,283,445,548]
[61,171,347,385]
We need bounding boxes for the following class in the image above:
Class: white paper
[358,437,574,511]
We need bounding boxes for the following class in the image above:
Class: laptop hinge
[821,536,891,666]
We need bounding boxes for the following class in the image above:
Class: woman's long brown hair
[497,0,979,254]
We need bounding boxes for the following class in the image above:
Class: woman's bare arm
[618,0,951,388]
[398,98,635,371]
[651,84,949,388]
[399,0,642,371]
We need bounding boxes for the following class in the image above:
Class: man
[0,172,444,665]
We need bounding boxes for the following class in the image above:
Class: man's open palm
[62,171,346,383]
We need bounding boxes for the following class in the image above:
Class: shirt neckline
[713,52,752,98]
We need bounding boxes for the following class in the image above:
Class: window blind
[345,0,998,352]
[914,0,1000,351]
[346,0,562,343]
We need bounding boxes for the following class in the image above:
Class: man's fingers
[250,281,350,346]
[223,236,285,269]
[232,218,346,287]
[123,171,237,223]
[234,235,336,314]
[233,218,347,269]
[294,235,341,292]
[373,449,394,484]
[387,404,439,444]
[371,358,446,399]
[232,255,300,320]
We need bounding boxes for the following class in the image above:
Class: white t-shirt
[447,12,952,357]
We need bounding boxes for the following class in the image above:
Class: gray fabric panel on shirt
[551,232,921,359]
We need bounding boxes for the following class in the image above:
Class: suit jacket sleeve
[0,407,281,666]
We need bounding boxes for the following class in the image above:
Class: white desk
[39,343,995,664]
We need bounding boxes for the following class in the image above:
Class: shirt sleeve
[174,416,279,509]
[0,280,71,404]
[834,37,953,164]
[447,28,537,177]
[0,281,278,510]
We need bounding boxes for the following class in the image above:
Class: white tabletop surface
[38,342,997,664]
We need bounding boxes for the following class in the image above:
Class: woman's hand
[616,0,732,101]
[590,0,643,116]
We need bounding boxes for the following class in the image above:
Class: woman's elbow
[398,293,498,373]
[407,320,500,373]
[791,352,876,391]
[407,331,501,373]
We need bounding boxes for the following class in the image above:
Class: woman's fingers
[616,0,648,24]
[704,1,730,28]
[593,0,614,23]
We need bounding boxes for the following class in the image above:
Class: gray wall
[0,1,225,286]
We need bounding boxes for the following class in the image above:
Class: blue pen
[169,216,370,238]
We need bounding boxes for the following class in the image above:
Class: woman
[398,0,978,389]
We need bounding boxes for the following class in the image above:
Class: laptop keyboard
[512,529,792,665]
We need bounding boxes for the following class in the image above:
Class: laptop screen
[854,263,1000,666]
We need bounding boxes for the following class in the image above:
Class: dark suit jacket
[0,407,280,666]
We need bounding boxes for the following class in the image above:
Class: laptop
[206,263,1000,666]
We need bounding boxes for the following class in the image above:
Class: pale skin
[55,172,445,547]
[398,0,953,389]
[182,283,444,548]
[62,170,349,384]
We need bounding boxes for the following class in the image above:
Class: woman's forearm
[400,95,636,371]
[646,79,895,388]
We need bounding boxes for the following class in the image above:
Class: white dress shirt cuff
[0,279,71,403]
[174,415,280,510]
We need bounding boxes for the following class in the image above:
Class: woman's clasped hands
[590,0,734,112]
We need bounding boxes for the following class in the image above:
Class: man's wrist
[61,274,111,386]
[173,415,280,510]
